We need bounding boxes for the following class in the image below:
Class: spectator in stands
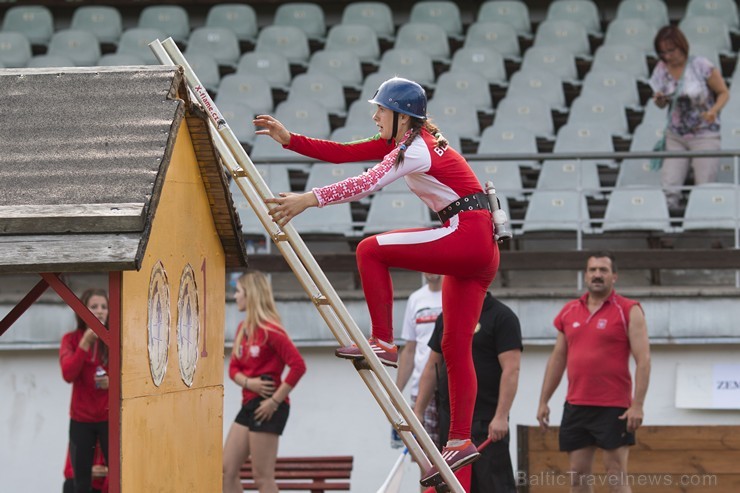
[394,273,444,449]
[537,252,651,493]
[255,76,500,488]
[63,441,108,493]
[59,288,110,493]
[414,293,522,493]
[650,25,729,212]
[223,271,307,493]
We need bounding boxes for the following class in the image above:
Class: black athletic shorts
[235,398,290,435]
[559,402,636,452]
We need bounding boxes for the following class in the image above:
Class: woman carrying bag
[649,25,729,212]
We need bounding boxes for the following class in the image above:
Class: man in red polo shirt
[537,252,651,493]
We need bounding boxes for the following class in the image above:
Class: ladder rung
[312,295,330,306]
[232,168,248,178]
[397,423,412,432]
[271,232,288,242]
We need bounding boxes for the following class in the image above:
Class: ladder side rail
[151,38,463,492]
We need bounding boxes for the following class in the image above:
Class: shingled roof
[0,65,247,273]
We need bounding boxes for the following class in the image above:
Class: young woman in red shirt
[222,272,307,493]
[59,288,109,493]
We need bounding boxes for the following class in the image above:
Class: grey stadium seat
[255,25,310,66]
[507,67,566,110]
[138,5,190,45]
[464,21,520,60]
[1,5,54,46]
[546,0,601,36]
[237,52,292,92]
[520,45,578,82]
[494,95,554,138]
[683,184,739,230]
[377,48,435,88]
[287,72,347,116]
[410,1,463,40]
[0,32,32,68]
[205,4,258,44]
[477,1,531,37]
[216,74,273,115]
[274,2,326,42]
[615,0,669,30]
[117,28,168,65]
[186,27,240,68]
[307,50,363,89]
[70,6,123,45]
[533,19,590,57]
[601,188,672,232]
[450,47,507,86]
[341,2,395,42]
[47,29,100,67]
[324,24,380,64]
[521,190,591,233]
[394,22,450,63]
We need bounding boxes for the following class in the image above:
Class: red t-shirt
[554,291,641,408]
[228,321,306,405]
[60,329,108,422]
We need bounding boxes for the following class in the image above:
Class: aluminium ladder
[150,38,464,493]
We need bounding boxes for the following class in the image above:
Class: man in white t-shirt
[395,273,443,448]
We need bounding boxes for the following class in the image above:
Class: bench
[241,456,353,492]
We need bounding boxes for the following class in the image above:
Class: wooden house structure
[0,65,247,492]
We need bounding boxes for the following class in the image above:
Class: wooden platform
[518,425,740,492]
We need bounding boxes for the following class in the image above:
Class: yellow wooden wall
[519,425,740,493]
[120,121,226,492]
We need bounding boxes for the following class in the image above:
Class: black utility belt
[437,192,490,223]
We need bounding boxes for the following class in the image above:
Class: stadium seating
[138,5,190,45]
[47,30,100,67]
[274,3,326,42]
[0,32,32,68]
[70,6,123,45]
[409,1,463,41]
[1,5,54,47]
[205,4,258,44]
[186,27,240,68]
[340,2,395,42]
[545,0,601,36]
[477,1,531,38]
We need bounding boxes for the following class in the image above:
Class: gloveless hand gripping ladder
[149,38,464,493]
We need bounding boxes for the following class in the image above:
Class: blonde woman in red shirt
[222,272,307,493]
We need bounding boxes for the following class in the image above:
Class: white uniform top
[401,284,443,396]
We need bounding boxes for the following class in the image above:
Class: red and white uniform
[285,130,500,440]
[60,329,108,422]
[554,291,641,408]
[229,321,307,406]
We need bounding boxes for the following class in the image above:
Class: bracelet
[270,397,280,406]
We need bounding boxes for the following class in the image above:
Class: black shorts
[234,398,290,435]
[559,402,636,452]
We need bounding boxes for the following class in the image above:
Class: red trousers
[356,210,499,440]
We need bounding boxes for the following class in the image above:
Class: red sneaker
[334,337,398,367]
[420,439,480,487]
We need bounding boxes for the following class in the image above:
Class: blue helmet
[368,77,427,120]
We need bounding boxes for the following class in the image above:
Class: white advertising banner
[676,363,740,409]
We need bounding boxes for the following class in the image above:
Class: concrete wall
[2,342,740,492]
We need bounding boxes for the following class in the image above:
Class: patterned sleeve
[312,139,429,207]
